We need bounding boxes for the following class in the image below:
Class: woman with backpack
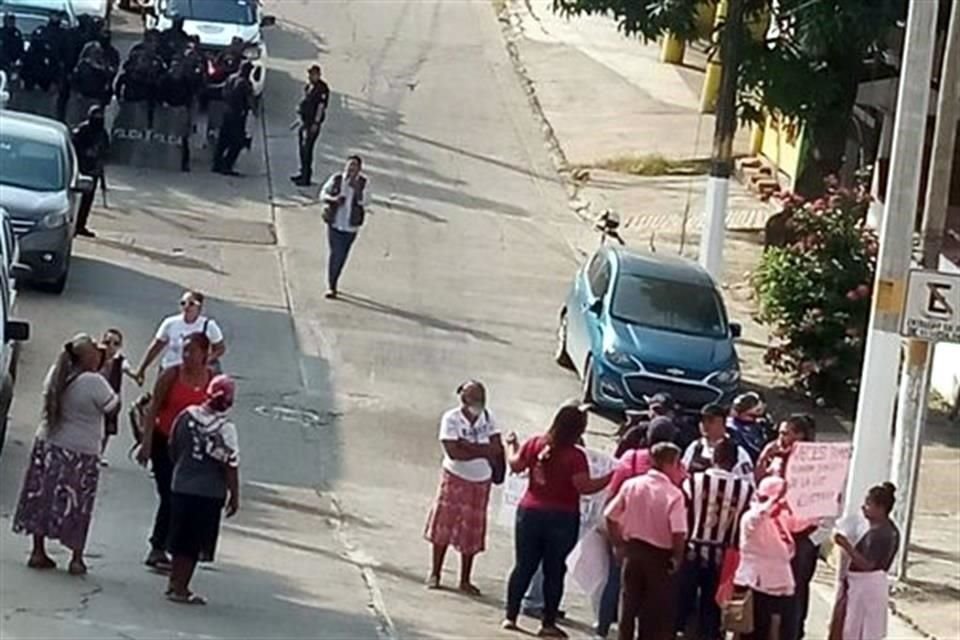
[424,380,504,596]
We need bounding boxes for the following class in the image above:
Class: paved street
[0,1,941,640]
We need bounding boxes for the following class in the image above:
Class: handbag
[722,587,754,635]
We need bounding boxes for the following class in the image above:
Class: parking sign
[900,269,960,343]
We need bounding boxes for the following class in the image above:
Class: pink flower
[800,360,818,374]
[855,284,871,298]
[846,289,859,301]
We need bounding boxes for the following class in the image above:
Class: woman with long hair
[501,402,612,638]
[830,483,900,640]
[13,334,119,575]
[136,332,213,570]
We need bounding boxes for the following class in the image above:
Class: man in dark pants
[319,155,370,299]
[0,13,24,72]
[72,105,109,237]
[212,62,254,176]
[290,64,330,186]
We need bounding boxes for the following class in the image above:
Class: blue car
[556,247,742,412]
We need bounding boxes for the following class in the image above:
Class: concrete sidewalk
[498,1,953,639]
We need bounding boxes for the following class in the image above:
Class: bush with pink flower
[753,181,877,405]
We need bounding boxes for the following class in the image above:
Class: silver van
[0,110,94,293]
[0,206,30,456]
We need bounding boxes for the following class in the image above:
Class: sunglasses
[180,299,200,308]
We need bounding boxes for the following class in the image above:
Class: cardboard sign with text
[785,442,853,519]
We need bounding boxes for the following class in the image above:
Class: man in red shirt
[604,442,687,640]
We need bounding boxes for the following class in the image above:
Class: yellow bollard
[699,0,729,113]
[660,33,686,64]
[750,121,765,155]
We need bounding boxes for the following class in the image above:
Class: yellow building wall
[759,114,806,189]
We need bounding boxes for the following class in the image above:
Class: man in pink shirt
[604,443,687,640]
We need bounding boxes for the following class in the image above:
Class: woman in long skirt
[13,334,119,575]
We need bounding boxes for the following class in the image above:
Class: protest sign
[785,442,852,519]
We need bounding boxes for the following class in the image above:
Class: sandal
[458,583,482,597]
[501,619,519,632]
[167,591,207,605]
[537,625,568,638]
[68,560,88,576]
[27,555,56,570]
[425,575,441,590]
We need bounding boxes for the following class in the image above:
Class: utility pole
[891,0,960,579]
[698,0,744,279]
[844,0,939,517]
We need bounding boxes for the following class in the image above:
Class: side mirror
[260,14,276,27]
[6,320,29,342]
[730,322,742,339]
[11,263,31,280]
[589,299,604,315]
[73,175,95,193]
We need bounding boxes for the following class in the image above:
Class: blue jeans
[327,227,357,291]
[596,543,621,636]
[506,507,580,626]
[675,556,722,640]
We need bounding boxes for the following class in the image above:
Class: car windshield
[0,135,65,192]
[611,274,728,338]
[164,0,256,25]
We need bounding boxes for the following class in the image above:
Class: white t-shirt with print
[155,313,224,369]
[438,407,499,483]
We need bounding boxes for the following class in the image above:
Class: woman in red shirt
[137,333,214,571]
[502,402,612,638]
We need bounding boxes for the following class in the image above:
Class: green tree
[551,0,905,194]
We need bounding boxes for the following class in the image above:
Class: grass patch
[585,154,711,177]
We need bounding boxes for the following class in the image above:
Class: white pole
[700,176,729,276]
[890,0,960,578]
[844,0,939,517]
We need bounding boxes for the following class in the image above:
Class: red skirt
[424,469,492,556]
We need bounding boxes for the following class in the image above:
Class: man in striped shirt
[675,438,753,640]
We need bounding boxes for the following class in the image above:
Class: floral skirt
[423,469,491,556]
[12,439,100,552]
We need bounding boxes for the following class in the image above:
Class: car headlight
[604,349,639,371]
[39,210,69,229]
[244,45,262,61]
[709,366,741,386]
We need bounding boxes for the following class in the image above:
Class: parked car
[556,247,742,412]
[0,206,31,457]
[0,71,8,110]
[0,0,78,37]
[70,0,111,20]
[146,0,275,97]
[0,110,94,294]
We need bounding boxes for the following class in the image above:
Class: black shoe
[75,227,96,238]
[289,174,304,183]
[222,169,241,177]
[292,178,312,187]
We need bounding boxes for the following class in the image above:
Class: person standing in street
[290,64,330,186]
[166,375,240,605]
[72,105,109,238]
[320,155,370,299]
[502,402,611,638]
[134,290,225,383]
[97,328,138,465]
[829,483,900,640]
[136,333,215,571]
[726,391,774,463]
[424,380,503,595]
[604,442,687,640]
[212,61,254,176]
[675,438,753,640]
[682,403,754,480]
[12,335,119,576]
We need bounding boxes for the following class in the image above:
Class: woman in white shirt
[424,380,503,596]
[134,290,225,381]
[12,334,119,576]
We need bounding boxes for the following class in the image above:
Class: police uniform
[292,78,330,185]
[212,70,253,175]
[72,110,109,236]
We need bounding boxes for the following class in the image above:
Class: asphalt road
[0,2,589,638]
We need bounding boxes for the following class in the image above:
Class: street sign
[900,269,960,343]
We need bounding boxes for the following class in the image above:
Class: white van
[0,206,31,456]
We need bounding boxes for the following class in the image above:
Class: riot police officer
[72,105,109,237]
[212,61,254,176]
[21,29,56,91]
[0,14,23,72]
[290,64,330,186]
[72,40,114,104]
[159,15,191,63]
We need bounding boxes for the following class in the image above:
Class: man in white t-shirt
[682,403,754,481]
[424,380,503,595]
[134,290,226,382]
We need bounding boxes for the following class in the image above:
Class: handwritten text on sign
[785,442,852,519]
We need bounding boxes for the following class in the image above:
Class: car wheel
[555,310,574,369]
[582,357,595,404]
